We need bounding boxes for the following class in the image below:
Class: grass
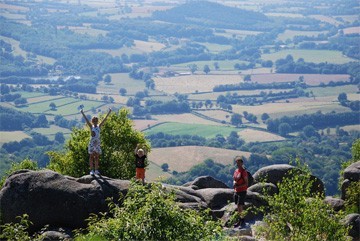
[231,96,351,119]
[172,60,249,71]
[31,125,72,141]
[0,131,30,146]
[153,74,243,94]
[261,49,355,64]
[308,85,358,97]
[148,146,252,173]
[144,122,240,138]
[97,73,146,95]
[277,30,328,42]
[0,36,56,65]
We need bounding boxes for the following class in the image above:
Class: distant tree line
[213,81,304,92]
[266,111,360,134]
[0,106,48,131]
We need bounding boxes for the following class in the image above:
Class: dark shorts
[234,191,247,205]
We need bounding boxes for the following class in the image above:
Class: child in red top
[233,157,248,228]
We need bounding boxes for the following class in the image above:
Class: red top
[233,168,248,192]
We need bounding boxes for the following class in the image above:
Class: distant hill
[152,1,269,29]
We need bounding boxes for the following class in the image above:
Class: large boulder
[341,161,360,200]
[343,161,360,181]
[196,188,233,209]
[343,213,360,240]
[253,164,324,195]
[183,176,229,190]
[0,170,130,230]
[247,182,278,196]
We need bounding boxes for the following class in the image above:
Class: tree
[49,102,57,110]
[48,108,149,179]
[278,123,292,136]
[161,163,169,172]
[119,88,127,96]
[1,84,10,95]
[203,65,210,74]
[54,132,65,144]
[104,74,112,84]
[187,64,198,74]
[261,113,270,123]
[213,62,219,70]
[230,113,242,126]
[244,74,251,82]
[338,92,347,103]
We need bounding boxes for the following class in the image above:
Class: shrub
[0,159,38,188]
[47,108,149,179]
[75,182,222,241]
[255,162,350,241]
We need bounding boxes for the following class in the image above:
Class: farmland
[0,0,359,195]
[148,146,252,174]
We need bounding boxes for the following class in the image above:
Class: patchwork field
[261,49,355,64]
[0,36,56,65]
[277,30,328,42]
[144,122,240,138]
[152,113,224,126]
[343,26,360,35]
[32,125,72,140]
[251,73,350,86]
[0,131,30,146]
[231,96,351,119]
[153,74,243,94]
[147,146,252,173]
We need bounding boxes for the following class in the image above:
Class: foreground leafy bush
[75,182,222,241]
[255,162,350,241]
[0,214,43,241]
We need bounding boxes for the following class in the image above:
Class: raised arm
[99,108,112,127]
[135,144,140,155]
[80,109,92,128]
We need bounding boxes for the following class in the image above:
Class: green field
[172,60,249,71]
[261,49,355,64]
[0,131,30,146]
[32,125,72,141]
[308,85,358,97]
[276,30,328,42]
[0,36,56,65]
[144,122,241,138]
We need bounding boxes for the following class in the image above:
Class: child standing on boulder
[134,144,147,184]
[81,108,111,175]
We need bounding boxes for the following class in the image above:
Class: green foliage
[255,164,350,241]
[344,181,360,213]
[75,182,222,241]
[0,159,38,188]
[47,108,149,179]
[0,214,43,241]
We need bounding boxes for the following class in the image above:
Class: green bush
[0,159,38,188]
[255,163,350,241]
[47,108,149,179]
[0,214,43,241]
[340,139,360,214]
[75,182,222,241]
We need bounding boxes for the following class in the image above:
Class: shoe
[94,170,100,175]
[90,170,94,175]
[233,218,245,228]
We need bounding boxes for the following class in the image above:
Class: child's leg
[94,153,99,170]
[89,153,94,170]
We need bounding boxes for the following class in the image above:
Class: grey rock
[183,175,229,189]
[343,161,360,182]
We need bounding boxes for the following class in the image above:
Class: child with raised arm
[134,144,147,184]
[81,108,111,175]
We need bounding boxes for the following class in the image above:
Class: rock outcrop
[0,163,359,240]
